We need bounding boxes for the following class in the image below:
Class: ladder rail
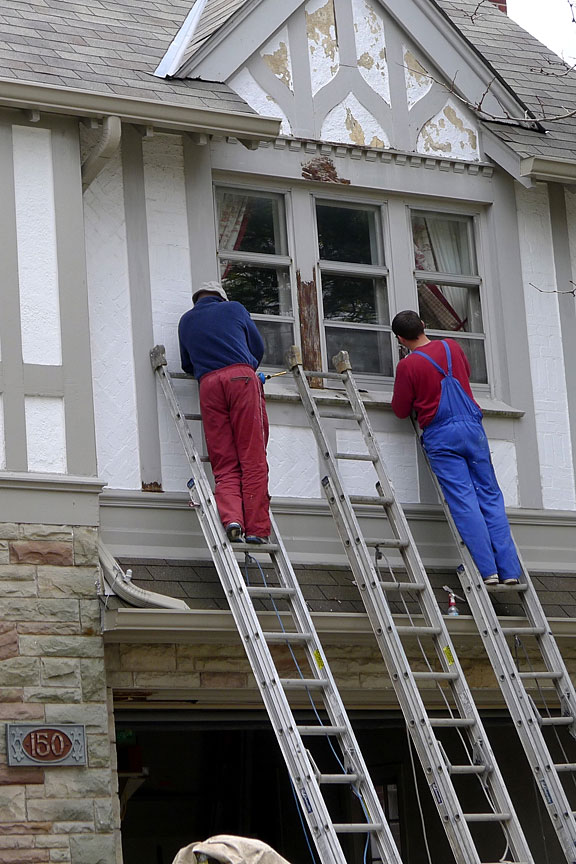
[288,346,535,864]
[150,346,403,864]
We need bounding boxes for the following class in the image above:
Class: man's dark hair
[391,310,425,340]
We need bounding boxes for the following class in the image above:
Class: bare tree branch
[530,281,576,297]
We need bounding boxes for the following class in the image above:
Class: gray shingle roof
[0,0,251,112]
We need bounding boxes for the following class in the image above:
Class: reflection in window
[412,211,486,383]
[216,188,293,366]
[317,204,377,264]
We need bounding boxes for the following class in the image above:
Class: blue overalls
[414,341,521,582]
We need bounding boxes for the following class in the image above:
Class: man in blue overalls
[391,310,520,586]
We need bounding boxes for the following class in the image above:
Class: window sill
[263,378,525,419]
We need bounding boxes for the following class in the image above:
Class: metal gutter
[154,0,210,79]
[521,155,576,184]
[0,78,281,140]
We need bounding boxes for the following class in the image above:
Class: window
[316,202,392,376]
[411,211,487,383]
[215,188,294,366]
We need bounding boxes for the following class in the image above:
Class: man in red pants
[178,282,271,544]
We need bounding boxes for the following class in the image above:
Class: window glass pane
[221,262,292,316]
[325,326,393,375]
[412,212,476,275]
[216,190,285,255]
[417,281,483,333]
[429,335,487,384]
[256,320,294,367]
[323,275,389,324]
[316,204,379,264]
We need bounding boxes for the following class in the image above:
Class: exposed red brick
[302,156,350,184]
[0,824,51,836]
[0,703,45,721]
[0,624,18,661]
[0,766,44,785]
[9,541,73,566]
[486,0,507,11]
[200,671,247,689]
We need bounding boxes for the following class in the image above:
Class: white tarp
[172,835,292,864]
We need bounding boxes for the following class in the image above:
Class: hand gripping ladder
[413,423,576,862]
[150,345,404,864]
[287,346,534,864]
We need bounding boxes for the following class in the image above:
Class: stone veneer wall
[0,523,121,864]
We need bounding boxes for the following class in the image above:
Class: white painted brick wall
[489,439,518,508]
[515,183,576,510]
[565,188,576,296]
[336,429,419,502]
[84,153,141,490]
[269,426,322,498]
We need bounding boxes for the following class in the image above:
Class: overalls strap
[412,341,452,376]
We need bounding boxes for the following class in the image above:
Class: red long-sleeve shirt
[391,339,479,428]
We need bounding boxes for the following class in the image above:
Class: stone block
[118,644,176,671]
[0,524,19,540]
[10,542,73,567]
[35,837,70,849]
[0,624,18,661]
[0,542,9,564]
[86,735,111,769]
[0,786,26,820]
[44,768,111,799]
[0,657,40,688]
[104,672,133,689]
[0,565,36,582]
[0,688,24,703]
[17,623,80,637]
[19,525,73,542]
[0,766,44,785]
[52,824,94,836]
[0,702,45,721]
[0,823,51,836]
[37,568,99,600]
[0,851,49,863]
[79,602,101,636]
[44,704,108,734]
[72,528,99,567]
[133,671,200,688]
[41,658,81,688]
[80,660,106,702]
[19,636,104,659]
[50,851,71,863]
[23,687,82,704]
[0,582,38,598]
[0,836,35,849]
[26,798,94,823]
[3,600,79,623]
[199,671,247,689]
[70,835,115,864]
[93,799,116,833]
[103,646,120,671]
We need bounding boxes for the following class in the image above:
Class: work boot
[500,576,520,585]
[225,522,243,542]
[483,574,499,586]
[245,536,269,545]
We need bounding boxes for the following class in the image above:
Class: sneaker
[500,576,520,586]
[225,522,243,542]
[245,535,269,545]
[483,574,499,586]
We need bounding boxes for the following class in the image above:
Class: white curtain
[413,218,468,331]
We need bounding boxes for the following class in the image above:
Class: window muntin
[317,201,392,376]
[215,188,293,366]
[412,210,486,384]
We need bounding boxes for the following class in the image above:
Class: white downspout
[98,541,190,611]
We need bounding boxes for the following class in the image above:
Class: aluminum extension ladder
[287,345,534,864]
[414,420,576,862]
[150,345,404,864]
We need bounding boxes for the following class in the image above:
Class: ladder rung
[413,671,459,681]
[318,408,361,420]
[200,455,210,462]
[184,413,202,421]
[305,369,342,380]
[486,583,528,593]
[540,716,574,726]
[349,494,393,506]
[247,586,296,598]
[234,543,279,554]
[555,763,576,772]
[335,452,375,462]
[333,823,383,834]
[517,671,562,680]
[500,626,546,636]
[297,725,346,736]
[317,773,360,784]
[366,539,409,549]
[449,764,489,775]
[463,812,511,823]
[396,626,441,636]
[379,581,426,593]
[262,631,311,644]
[281,678,327,690]
[430,717,476,728]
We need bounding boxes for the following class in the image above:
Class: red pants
[199,364,271,536]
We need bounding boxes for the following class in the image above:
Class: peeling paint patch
[302,156,351,184]
[352,0,390,104]
[417,100,480,161]
[404,46,432,108]
[261,26,293,91]
[306,0,339,95]
[321,92,390,149]
[229,68,292,136]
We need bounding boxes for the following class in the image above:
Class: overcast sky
[507,0,576,64]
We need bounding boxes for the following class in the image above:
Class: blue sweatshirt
[178,297,265,380]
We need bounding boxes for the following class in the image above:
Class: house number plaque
[7,724,87,767]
